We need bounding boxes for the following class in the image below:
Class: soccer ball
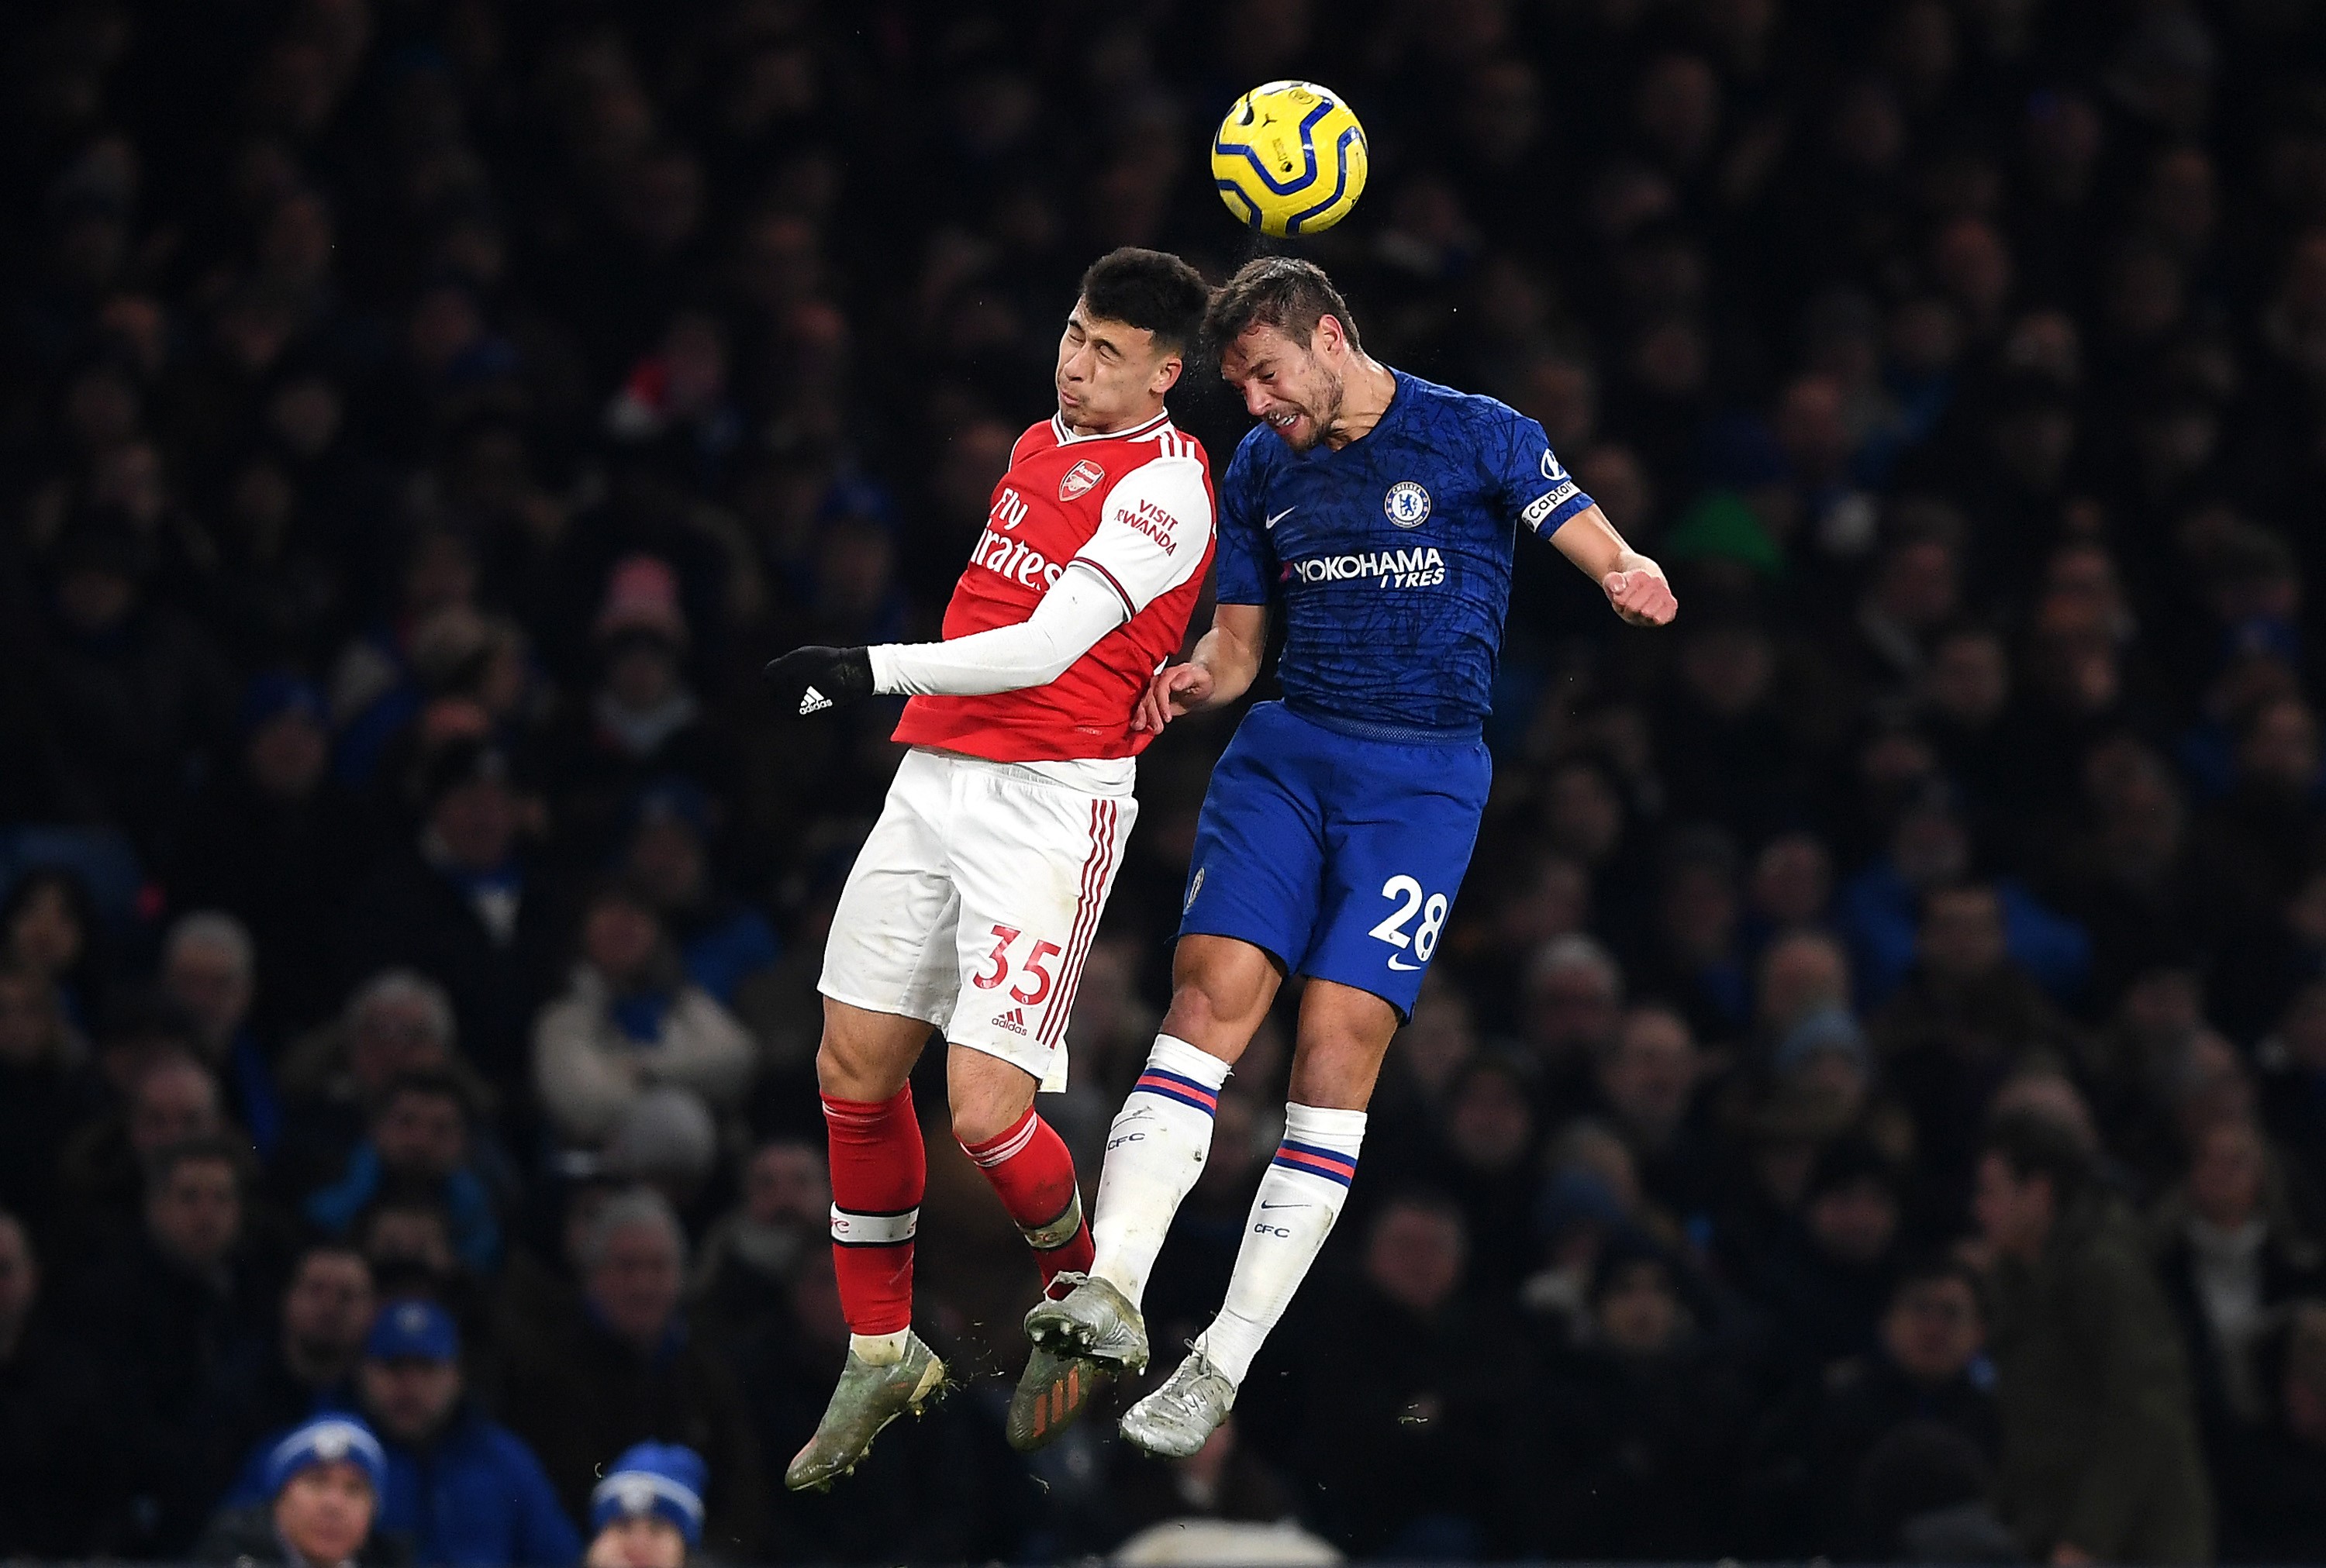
[1210,81,1369,238]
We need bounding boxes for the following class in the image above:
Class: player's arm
[1133,602,1266,732]
[762,569,1127,715]
[1549,504,1677,627]
[762,454,1210,715]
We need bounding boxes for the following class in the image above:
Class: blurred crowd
[5,0,2326,1562]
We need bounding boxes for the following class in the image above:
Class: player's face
[1055,301,1179,434]
[1220,324,1344,453]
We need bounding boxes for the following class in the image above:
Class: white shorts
[819,748,1137,1091]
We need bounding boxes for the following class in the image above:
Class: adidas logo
[799,685,833,715]
[993,1008,1027,1036]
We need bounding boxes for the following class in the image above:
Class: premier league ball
[1210,81,1368,238]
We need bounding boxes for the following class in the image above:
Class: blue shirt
[1214,370,1594,732]
[228,1404,581,1568]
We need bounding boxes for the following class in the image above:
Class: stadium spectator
[586,1442,705,1568]
[160,911,281,1159]
[1498,1235,1753,1561]
[198,1415,403,1568]
[169,675,366,1033]
[1103,1415,1298,1549]
[532,881,755,1150]
[616,782,781,1012]
[0,960,102,1245]
[1748,1136,1906,1371]
[221,1300,578,1568]
[0,867,109,1033]
[1593,1001,1714,1220]
[274,970,485,1200]
[0,1209,133,1556]
[691,1138,826,1341]
[502,1187,764,1556]
[58,1046,226,1246]
[1760,1257,2002,1556]
[338,739,556,1087]
[303,1071,512,1276]
[1974,1112,2211,1563]
[2151,1116,2326,1435]
[1286,1193,1496,1559]
[210,1244,375,1490]
[2213,1304,2326,1563]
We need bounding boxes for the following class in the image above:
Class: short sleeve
[1491,405,1594,536]
[1210,434,1275,605]
[1072,452,1213,615]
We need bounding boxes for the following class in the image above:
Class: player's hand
[1602,565,1678,627]
[1134,661,1214,732]
[763,646,874,717]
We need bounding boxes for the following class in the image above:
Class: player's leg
[947,1042,1092,1293]
[1020,707,1325,1443]
[927,763,1149,1448]
[789,756,961,1491]
[937,767,1131,1296]
[1086,933,1281,1301]
[1123,720,1493,1456]
[1121,980,1394,1456]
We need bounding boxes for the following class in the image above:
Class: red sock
[822,1087,925,1335]
[961,1105,1094,1291]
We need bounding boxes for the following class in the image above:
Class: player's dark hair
[1980,1109,2092,1204]
[1078,247,1210,355]
[1204,255,1363,354]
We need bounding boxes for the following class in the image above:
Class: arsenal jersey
[894,410,1216,763]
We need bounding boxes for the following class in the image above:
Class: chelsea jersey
[1213,369,1595,733]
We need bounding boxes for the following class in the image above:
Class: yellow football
[1210,80,1369,238]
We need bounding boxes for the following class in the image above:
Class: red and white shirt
[893,410,1215,763]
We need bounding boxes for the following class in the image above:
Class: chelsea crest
[1384,481,1430,528]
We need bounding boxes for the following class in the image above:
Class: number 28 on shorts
[1368,875,1448,974]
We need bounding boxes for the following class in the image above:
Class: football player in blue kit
[1016,257,1678,1455]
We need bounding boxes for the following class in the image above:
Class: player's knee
[948,1080,1030,1149]
[815,1036,887,1101]
[1163,967,1266,1046]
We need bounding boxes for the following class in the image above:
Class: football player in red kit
[761,247,1215,1487]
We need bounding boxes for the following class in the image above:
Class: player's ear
[1151,350,1184,397]
[1313,314,1344,358]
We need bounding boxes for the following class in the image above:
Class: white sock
[850,1328,909,1364]
[1089,1035,1231,1305]
[1192,1102,1365,1386]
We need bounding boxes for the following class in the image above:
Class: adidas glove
[763,646,875,716]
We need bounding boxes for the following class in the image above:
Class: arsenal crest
[1060,459,1106,500]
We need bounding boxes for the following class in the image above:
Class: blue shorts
[1177,701,1493,1017]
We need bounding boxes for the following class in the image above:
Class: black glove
[764,645,875,716]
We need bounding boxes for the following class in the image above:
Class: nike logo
[1258,1201,1308,1211]
[1387,955,1422,971]
[799,685,833,715]
[1265,506,1296,530]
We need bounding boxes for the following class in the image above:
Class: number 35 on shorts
[1368,876,1449,973]
[970,923,1064,1005]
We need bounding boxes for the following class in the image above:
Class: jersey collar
[1050,408,1172,446]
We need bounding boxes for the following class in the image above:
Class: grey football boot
[782,1331,947,1491]
[1119,1346,1236,1458]
[1010,1273,1150,1450]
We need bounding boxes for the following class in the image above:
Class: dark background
[4,0,2326,1562]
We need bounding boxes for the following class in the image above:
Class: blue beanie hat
[591,1442,706,1547]
[364,1297,460,1363]
[265,1416,388,1499]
